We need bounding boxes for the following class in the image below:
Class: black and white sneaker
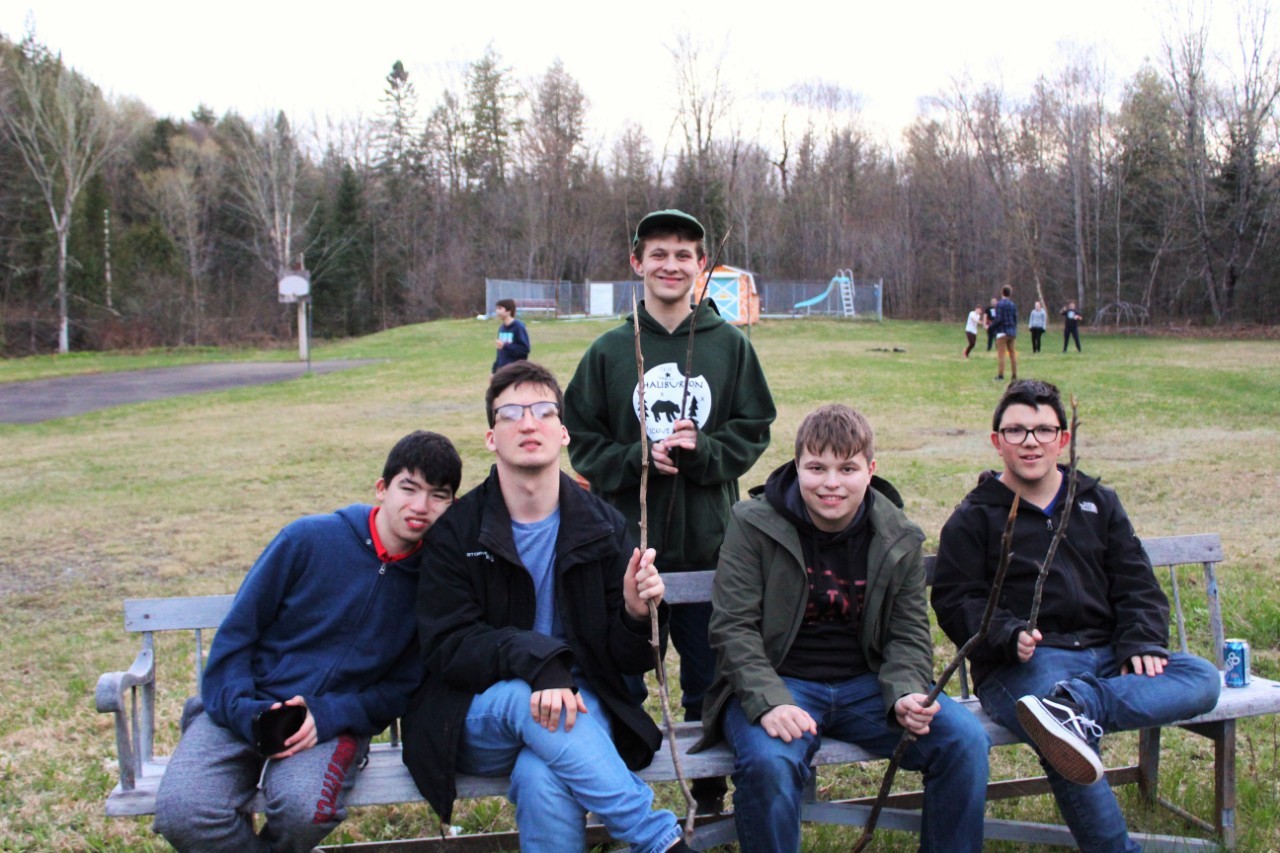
[1016,690,1105,785]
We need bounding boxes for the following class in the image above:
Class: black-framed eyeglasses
[493,401,561,423]
[998,425,1063,444]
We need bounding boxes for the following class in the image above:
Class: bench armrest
[95,647,154,791]
[95,648,154,712]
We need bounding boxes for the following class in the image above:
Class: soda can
[1223,638,1251,688]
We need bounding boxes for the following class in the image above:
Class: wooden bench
[512,297,556,316]
[97,533,1278,850]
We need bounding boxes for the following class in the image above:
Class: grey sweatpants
[153,706,370,852]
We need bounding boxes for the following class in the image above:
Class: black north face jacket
[931,467,1170,687]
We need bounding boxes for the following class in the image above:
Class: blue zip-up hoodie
[202,504,425,746]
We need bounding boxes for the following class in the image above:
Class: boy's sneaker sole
[1016,696,1105,786]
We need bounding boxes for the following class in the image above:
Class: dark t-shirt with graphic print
[765,463,874,682]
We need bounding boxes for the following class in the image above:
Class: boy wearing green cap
[564,209,776,813]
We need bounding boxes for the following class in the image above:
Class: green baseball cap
[632,209,705,249]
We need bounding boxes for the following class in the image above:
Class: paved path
[0,360,381,424]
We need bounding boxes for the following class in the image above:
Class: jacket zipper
[316,558,388,694]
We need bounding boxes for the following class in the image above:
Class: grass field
[1,317,1278,851]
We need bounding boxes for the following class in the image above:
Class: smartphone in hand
[252,704,307,756]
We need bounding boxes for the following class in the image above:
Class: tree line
[1,9,1277,355]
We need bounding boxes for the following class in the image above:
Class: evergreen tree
[463,46,518,190]
[376,60,423,182]
[310,162,373,337]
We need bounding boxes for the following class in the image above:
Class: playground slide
[794,274,850,310]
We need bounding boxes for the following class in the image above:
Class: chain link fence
[485,278,883,321]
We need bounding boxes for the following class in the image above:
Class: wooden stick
[661,227,732,547]
[676,227,731,422]
[1028,395,1080,633]
[852,495,1021,852]
[632,287,697,839]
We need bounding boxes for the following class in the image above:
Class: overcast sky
[0,1,1244,150]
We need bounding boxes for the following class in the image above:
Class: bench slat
[124,595,235,632]
[1139,533,1223,566]
[117,535,1222,631]
[662,570,716,605]
[107,678,1280,817]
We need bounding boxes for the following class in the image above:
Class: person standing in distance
[993,285,1018,382]
[964,303,984,359]
[492,298,531,373]
[1029,300,1047,354]
[1061,301,1083,353]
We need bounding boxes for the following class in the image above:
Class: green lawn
[1,317,1277,850]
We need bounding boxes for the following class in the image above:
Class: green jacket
[696,478,930,749]
[564,299,775,571]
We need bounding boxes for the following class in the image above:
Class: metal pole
[306,299,312,374]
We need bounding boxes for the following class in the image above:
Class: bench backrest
[127,532,1226,663]
[666,533,1225,696]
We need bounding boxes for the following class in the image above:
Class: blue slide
[794,274,850,310]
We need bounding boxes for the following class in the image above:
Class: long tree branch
[852,495,1021,852]
[1029,395,1081,632]
[632,287,697,840]
[661,227,732,546]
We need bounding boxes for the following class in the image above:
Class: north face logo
[632,362,711,441]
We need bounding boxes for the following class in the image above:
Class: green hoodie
[564,299,775,571]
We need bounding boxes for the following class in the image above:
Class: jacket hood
[752,460,907,511]
[629,297,728,338]
[964,466,1101,508]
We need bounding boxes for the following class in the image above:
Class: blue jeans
[722,673,989,853]
[978,646,1221,852]
[456,679,680,853]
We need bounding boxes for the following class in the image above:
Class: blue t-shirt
[512,508,562,639]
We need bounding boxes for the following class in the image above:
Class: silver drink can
[1224,638,1251,688]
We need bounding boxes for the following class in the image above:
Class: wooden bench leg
[1137,726,1160,804]
[1215,719,1236,850]
[1177,719,1237,850]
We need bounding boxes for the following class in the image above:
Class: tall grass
[1,318,1277,850]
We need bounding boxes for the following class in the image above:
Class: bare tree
[610,122,659,235]
[515,60,589,280]
[1165,5,1223,317]
[904,103,982,316]
[226,111,303,278]
[670,31,732,225]
[141,131,224,344]
[1164,1,1280,321]
[0,34,120,352]
[1112,65,1185,317]
[1051,50,1109,313]
[1215,1,1280,317]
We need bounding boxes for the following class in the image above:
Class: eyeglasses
[998,425,1063,444]
[493,401,561,423]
